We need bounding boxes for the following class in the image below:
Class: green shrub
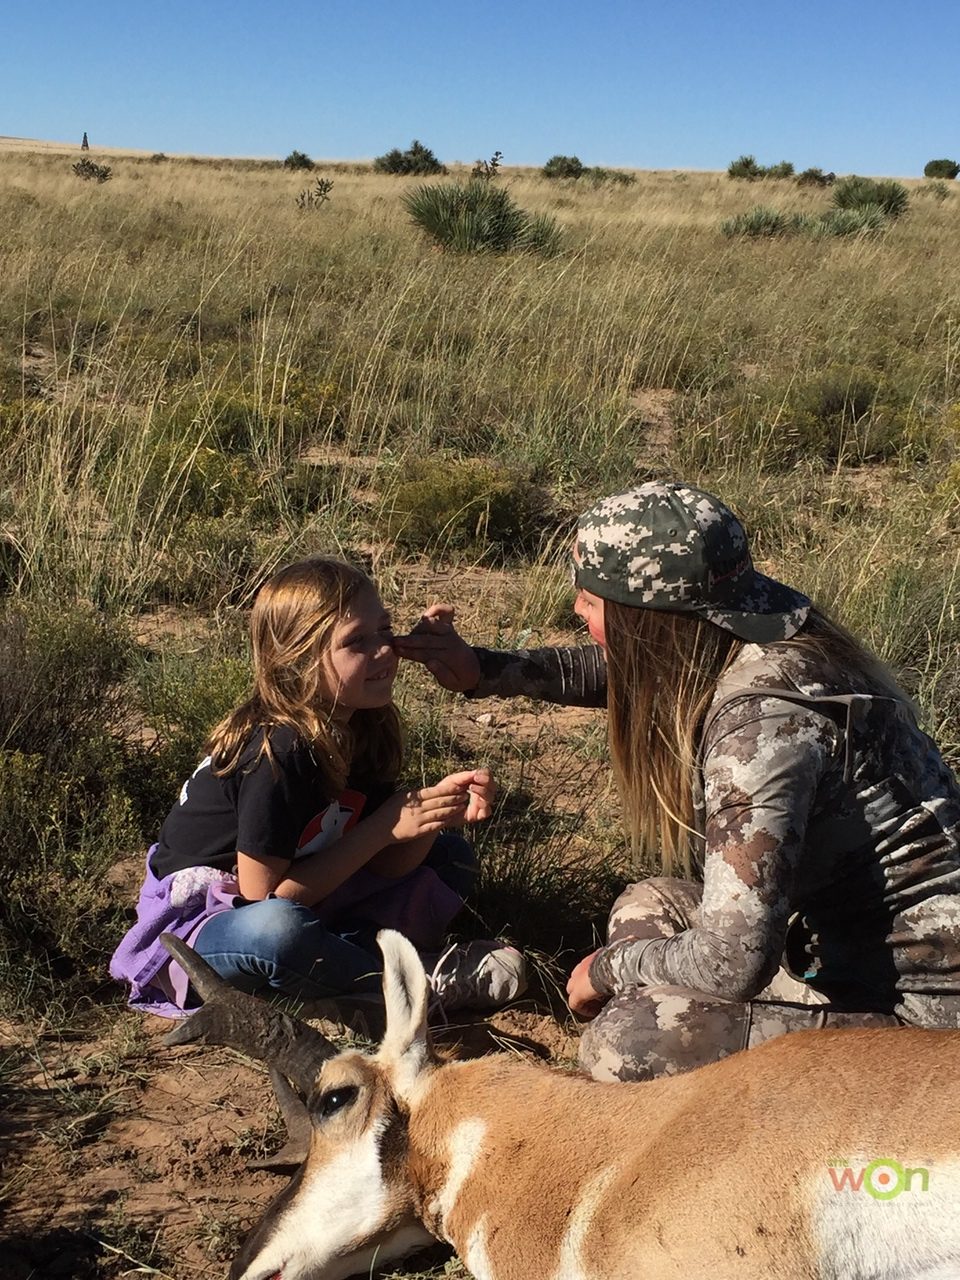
[403,180,562,255]
[72,157,112,183]
[720,206,790,237]
[0,748,136,1013]
[0,603,138,1012]
[832,175,909,219]
[542,155,584,180]
[139,440,258,520]
[151,516,262,606]
[796,167,836,188]
[373,140,446,176]
[0,603,132,769]
[519,211,564,256]
[924,158,960,179]
[131,639,250,820]
[383,458,556,559]
[811,207,890,237]
[727,154,764,181]
[764,160,795,179]
[283,460,343,514]
[283,149,314,171]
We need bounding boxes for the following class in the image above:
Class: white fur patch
[428,1117,488,1231]
[238,1121,401,1280]
[552,1164,620,1280]
[812,1156,960,1279]
[463,1214,496,1280]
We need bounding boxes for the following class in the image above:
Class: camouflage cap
[575,482,810,643]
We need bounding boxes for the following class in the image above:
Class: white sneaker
[427,940,528,1013]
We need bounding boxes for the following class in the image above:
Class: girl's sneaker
[427,940,527,1014]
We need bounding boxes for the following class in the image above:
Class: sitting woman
[395,481,960,1080]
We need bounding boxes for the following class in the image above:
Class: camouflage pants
[579,877,901,1083]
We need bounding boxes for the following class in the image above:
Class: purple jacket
[109,849,240,1018]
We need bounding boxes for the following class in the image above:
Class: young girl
[396,481,960,1080]
[111,557,525,1017]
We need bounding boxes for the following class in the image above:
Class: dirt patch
[629,386,676,452]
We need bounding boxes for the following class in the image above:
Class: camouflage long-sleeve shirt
[470,642,960,1022]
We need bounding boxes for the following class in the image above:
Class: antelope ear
[376,930,431,1093]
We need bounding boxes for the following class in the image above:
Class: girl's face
[572,539,606,647]
[322,586,398,717]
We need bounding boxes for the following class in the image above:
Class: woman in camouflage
[395,481,960,1082]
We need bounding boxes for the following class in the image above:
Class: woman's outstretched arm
[395,603,608,708]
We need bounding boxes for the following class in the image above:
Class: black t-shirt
[150,726,394,880]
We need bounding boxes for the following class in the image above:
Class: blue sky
[3,1,956,175]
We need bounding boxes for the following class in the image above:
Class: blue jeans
[191,834,475,1001]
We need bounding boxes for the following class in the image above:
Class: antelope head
[161,931,438,1280]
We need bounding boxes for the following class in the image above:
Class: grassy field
[1,145,959,1277]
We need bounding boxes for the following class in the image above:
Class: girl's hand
[393,604,482,692]
[385,769,494,842]
[463,767,495,823]
[566,948,608,1020]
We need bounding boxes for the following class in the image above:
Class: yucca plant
[404,180,561,254]
[720,205,789,237]
[811,207,889,237]
[832,176,909,219]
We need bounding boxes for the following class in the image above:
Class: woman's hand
[566,948,608,1020]
[384,769,495,842]
[393,604,482,692]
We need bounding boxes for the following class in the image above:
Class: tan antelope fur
[162,932,960,1280]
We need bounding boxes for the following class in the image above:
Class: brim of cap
[695,572,811,643]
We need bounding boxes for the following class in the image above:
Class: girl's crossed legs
[192,834,476,1002]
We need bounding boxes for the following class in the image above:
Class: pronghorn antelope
[162,932,960,1280]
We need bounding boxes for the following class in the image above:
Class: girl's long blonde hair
[207,557,402,791]
[602,601,905,878]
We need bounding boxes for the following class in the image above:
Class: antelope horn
[246,1067,314,1170]
[160,933,336,1099]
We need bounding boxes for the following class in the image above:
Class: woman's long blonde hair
[603,601,905,878]
[207,557,402,791]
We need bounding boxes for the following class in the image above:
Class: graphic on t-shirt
[296,789,367,857]
[179,757,212,806]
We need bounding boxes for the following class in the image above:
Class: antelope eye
[318,1085,358,1118]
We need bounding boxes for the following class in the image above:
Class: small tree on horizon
[924,158,960,180]
[374,140,446,176]
[283,149,314,171]
[81,132,89,151]
[542,155,584,179]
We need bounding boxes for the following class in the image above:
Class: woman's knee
[578,984,750,1082]
[608,877,702,942]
